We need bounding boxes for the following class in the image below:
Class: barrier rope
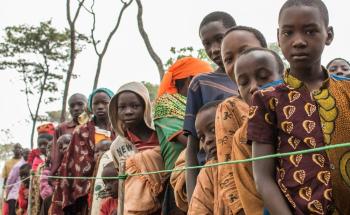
[3,142,350,186]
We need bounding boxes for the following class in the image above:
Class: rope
[4,142,350,185]
[3,176,30,189]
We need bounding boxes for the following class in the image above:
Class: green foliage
[141,81,159,102]
[164,46,217,70]
[268,42,289,69]
[0,143,15,161]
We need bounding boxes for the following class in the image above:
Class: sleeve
[5,164,19,193]
[2,161,9,179]
[40,168,53,199]
[232,123,264,215]
[247,91,277,145]
[188,166,214,215]
[183,78,203,139]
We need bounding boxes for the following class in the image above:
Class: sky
[0,0,349,149]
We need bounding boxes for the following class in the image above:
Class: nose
[292,33,307,49]
[204,135,214,146]
[124,106,134,115]
[249,80,259,95]
[210,42,221,57]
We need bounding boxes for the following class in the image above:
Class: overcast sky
[1,0,349,148]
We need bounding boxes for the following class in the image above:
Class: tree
[83,0,133,90]
[268,42,289,69]
[136,0,165,80]
[0,21,76,148]
[61,0,89,122]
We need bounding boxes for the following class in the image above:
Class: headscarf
[157,57,213,98]
[109,82,154,137]
[88,88,114,112]
[37,123,55,136]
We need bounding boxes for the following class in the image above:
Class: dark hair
[38,133,53,142]
[237,47,285,75]
[20,163,31,171]
[197,100,223,116]
[279,0,329,27]
[68,93,88,104]
[223,26,267,48]
[199,11,236,31]
[326,58,350,69]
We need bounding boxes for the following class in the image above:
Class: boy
[224,47,284,215]
[17,164,31,215]
[51,93,88,175]
[188,100,232,214]
[216,25,268,213]
[185,11,238,200]
[249,0,350,214]
[100,162,118,215]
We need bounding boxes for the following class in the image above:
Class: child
[248,0,350,214]
[154,57,212,214]
[99,162,118,215]
[185,11,238,201]
[224,47,284,215]
[58,88,115,215]
[108,82,165,214]
[51,93,88,175]
[215,25,268,213]
[17,163,31,215]
[188,100,232,214]
[326,58,350,77]
[94,140,112,161]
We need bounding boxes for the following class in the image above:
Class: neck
[13,155,20,159]
[128,121,152,140]
[95,117,108,130]
[289,62,325,84]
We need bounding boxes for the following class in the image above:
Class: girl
[326,58,350,77]
[58,88,115,215]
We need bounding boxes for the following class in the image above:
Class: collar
[126,129,156,144]
[66,120,77,128]
[283,67,330,90]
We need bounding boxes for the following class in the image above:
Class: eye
[281,30,292,37]
[328,66,337,72]
[305,29,317,35]
[342,66,350,71]
[224,56,233,64]
[118,105,126,110]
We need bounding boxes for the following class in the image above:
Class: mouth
[291,53,309,61]
[95,111,106,116]
[213,56,222,64]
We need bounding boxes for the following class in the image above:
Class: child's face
[221,30,262,81]
[13,144,23,157]
[102,166,118,198]
[20,167,30,188]
[38,139,49,155]
[117,91,145,130]
[200,21,228,68]
[69,95,87,121]
[195,107,217,161]
[328,59,350,77]
[58,136,71,155]
[92,92,110,121]
[234,51,281,106]
[278,5,333,70]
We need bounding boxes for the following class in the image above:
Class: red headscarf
[37,123,55,136]
[157,57,213,98]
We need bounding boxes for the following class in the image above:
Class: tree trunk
[93,55,103,90]
[60,24,76,122]
[135,0,164,80]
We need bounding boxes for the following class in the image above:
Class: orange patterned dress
[248,68,350,215]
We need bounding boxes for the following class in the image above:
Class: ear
[325,26,334,46]
[277,28,281,47]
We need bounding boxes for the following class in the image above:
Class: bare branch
[66,0,72,25]
[73,0,86,24]
[90,0,100,56]
[135,0,164,80]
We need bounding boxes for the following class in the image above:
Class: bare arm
[252,141,292,215]
[175,133,188,146]
[186,135,199,201]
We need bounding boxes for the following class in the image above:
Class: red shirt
[18,184,28,213]
[126,130,159,151]
[100,197,118,215]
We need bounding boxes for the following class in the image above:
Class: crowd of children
[2,0,350,214]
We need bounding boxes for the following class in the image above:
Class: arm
[185,135,199,201]
[252,141,292,215]
[174,134,187,146]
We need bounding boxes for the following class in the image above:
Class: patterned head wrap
[157,57,213,98]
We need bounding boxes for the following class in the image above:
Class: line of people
[2,0,350,214]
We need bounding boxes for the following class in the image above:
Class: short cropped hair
[199,11,236,31]
[237,47,285,75]
[223,26,267,48]
[326,58,350,69]
[279,0,329,27]
[197,100,223,116]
